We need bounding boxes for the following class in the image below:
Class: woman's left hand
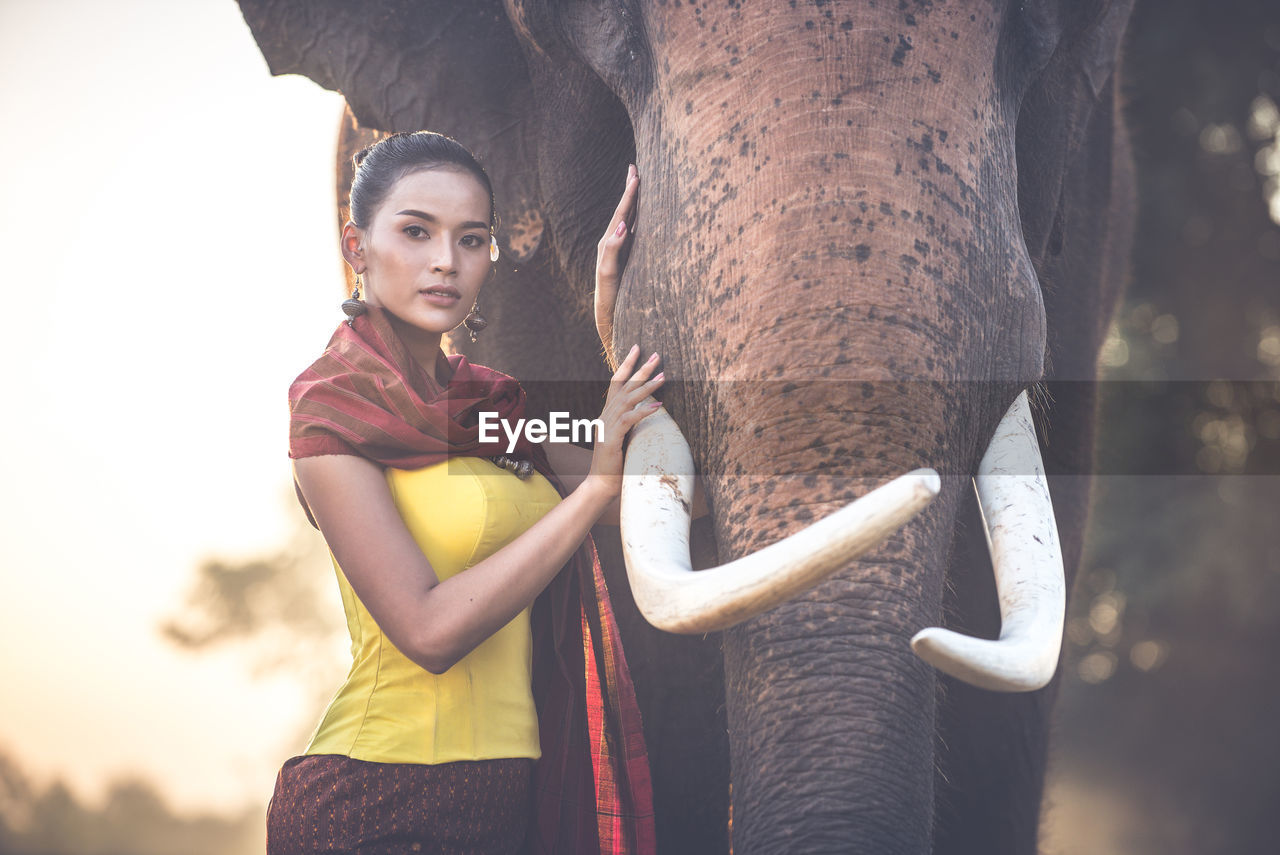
[595,163,639,369]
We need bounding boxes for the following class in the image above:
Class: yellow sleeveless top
[302,455,564,764]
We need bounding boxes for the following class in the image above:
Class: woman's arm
[580,165,708,523]
[595,164,639,371]
[541,440,613,518]
[295,452,614,674]
[542,431,709,525]
[294,346,664,675]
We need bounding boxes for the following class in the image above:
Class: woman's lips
[419,286,460,305]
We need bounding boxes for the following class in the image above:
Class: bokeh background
[1,1,1277,853]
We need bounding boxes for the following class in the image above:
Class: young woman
[265,131,667,855]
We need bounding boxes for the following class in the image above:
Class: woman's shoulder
[288,330,362,394]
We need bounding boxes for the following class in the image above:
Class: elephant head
[239,1,1136,851]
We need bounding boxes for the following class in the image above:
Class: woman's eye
[462,235,484,248]
[404,225,427,238]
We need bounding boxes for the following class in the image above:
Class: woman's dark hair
[348,131,498,234]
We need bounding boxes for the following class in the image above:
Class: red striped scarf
[287,304,655,855]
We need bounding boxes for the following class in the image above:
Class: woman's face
[349,167,493,338]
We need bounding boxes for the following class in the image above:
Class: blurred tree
[159,485,345,694]
[1046,1,1280,853]
[1121,0,1280,380]
[0,749,259,855]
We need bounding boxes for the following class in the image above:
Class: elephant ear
[237,0,545,262]
[505,0,652,105]
[1014,0,1133,262]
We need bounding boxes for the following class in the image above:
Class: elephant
[239,1,1137,852]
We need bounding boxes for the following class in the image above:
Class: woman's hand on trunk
[584,344,664,499]
[595,164,639,369]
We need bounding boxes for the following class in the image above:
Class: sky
[0,0,351,816]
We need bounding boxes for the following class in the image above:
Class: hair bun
[352,145,373,170]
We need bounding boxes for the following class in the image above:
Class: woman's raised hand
[585,344,664,497]
[595,164,639,369]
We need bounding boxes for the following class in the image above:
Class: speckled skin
[240,1,1136,851]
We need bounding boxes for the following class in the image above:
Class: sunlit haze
[0,0,348,816]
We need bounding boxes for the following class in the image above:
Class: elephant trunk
[621,364,977,852]
[718,476,964,853]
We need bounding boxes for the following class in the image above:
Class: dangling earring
[461,234,498,343]
[342,274,367,327]
[463,299,488,342]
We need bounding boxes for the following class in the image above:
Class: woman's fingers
[624,398,664,423]
[602,164,639,242]
[610,346,656,387]
[619,355,662,399]
[608,344,644,399]
[597,166,639,274]
[605,348,665,424]
[598,396,661,457]
[629,370,665,399]
[610,344,642,385]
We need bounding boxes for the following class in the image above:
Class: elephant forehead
[624,3,1019,269]
[644,2,1003,94]
[606,11,1045,384]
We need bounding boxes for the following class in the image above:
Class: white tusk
[910,390,1065,692]
[619,405,941,634]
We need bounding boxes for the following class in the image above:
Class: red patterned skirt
[265,754,534,854]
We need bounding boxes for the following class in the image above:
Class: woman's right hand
[595,164,639,369]
[585,343,665,497]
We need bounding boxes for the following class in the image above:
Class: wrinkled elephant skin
[239,1,1136,852]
